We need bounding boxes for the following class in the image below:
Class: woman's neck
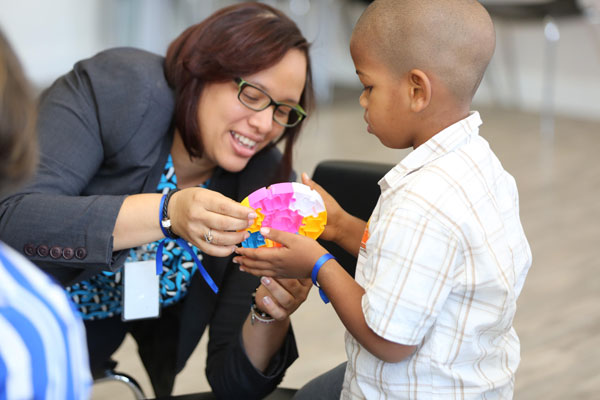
[171,130,216,188]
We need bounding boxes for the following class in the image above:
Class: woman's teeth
[232,132,257,149]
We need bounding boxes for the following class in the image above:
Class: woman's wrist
[160,189,180,239]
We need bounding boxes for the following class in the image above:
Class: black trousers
[85,316,128,378]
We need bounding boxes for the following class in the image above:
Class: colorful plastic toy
[240,182,327,248]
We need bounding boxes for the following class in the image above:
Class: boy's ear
[408,69,431,112]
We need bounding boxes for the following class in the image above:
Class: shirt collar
[380,111,482,191]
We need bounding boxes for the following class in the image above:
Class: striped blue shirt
[0,242,91,400]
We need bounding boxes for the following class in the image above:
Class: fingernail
[260,227,270,235]
[244,232,250,240]
[263,296,272,305]
[239,266,245,272]
[248,212,257,219]
[302,172,309,181]
[261,276,271,285]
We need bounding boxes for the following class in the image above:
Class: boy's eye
[362,86,373,93]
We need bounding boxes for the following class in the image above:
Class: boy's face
[350,37,416,149]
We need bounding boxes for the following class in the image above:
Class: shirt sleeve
[361,206,462,346]
[205,265,298,400]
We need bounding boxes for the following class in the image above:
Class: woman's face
[197,49,307,173]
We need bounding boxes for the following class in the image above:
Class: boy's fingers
[238,266,262,277]
[259,227,296,246]
[301,172,312,185]
[301,172,326,194]
[240,266,276,278]
[234,255,274,271]
[235,247,282,265]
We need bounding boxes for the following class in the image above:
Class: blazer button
[50,246,62,259]
[23,243,36,257]
[62,247,74,260]
[37,245,49,257]
[75,247,87,260]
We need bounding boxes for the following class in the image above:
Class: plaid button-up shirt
[343,112,532,399]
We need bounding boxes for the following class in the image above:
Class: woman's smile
[229,130,260,158]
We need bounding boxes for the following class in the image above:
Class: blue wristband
[311,253,336,304]
[158,194,170,238]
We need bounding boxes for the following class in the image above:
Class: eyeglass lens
[239,84,302,127]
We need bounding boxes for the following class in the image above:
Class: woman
[0,3,314,398]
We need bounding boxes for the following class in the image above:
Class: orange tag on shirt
[360,219,370,250]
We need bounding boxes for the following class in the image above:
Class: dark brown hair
[0,29,37,196]
[165,1,314,182]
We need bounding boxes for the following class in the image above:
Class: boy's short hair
[352,0,496,103]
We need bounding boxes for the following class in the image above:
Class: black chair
[312,159,393,278]
[152,387,297,400]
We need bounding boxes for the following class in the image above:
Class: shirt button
[75,247,87,260]
[62,247,74,260]
[50,246,62,259]
[37,245,49,257]
[23,243,36,257]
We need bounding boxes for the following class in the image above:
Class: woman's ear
[408,69,431,112]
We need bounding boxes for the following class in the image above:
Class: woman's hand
[169,187,255,257]
[242,276,312,372]
[254,277,312,321]
[235,227,328,279]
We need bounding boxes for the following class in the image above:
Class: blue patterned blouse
[66,155,205,320]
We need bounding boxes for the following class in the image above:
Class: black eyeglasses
[235,78,306,127]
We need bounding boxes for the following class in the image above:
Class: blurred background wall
[1,0,600,121]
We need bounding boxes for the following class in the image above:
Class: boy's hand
[301,173,346,243]
[234,227,328,279]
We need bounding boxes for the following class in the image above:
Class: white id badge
[122,260,160,321]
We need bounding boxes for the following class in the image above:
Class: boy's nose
[359,91,368,109]
[248,107,275,134]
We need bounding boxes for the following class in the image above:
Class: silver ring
[204,228,214,244]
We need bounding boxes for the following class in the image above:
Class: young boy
[235,0,532,398]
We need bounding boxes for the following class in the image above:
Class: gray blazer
[0,47,298,398]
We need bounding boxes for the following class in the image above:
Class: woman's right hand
[169,187,255,257]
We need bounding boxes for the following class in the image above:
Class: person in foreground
[0,2,313,398]
[0,28,91,399]
[235,0,533,398]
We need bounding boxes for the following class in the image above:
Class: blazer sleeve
[0,48,172,285]
[205,264,298,400]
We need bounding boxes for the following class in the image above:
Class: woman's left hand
[254,277,312,321]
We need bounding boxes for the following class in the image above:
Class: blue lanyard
[156,238,219,294]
